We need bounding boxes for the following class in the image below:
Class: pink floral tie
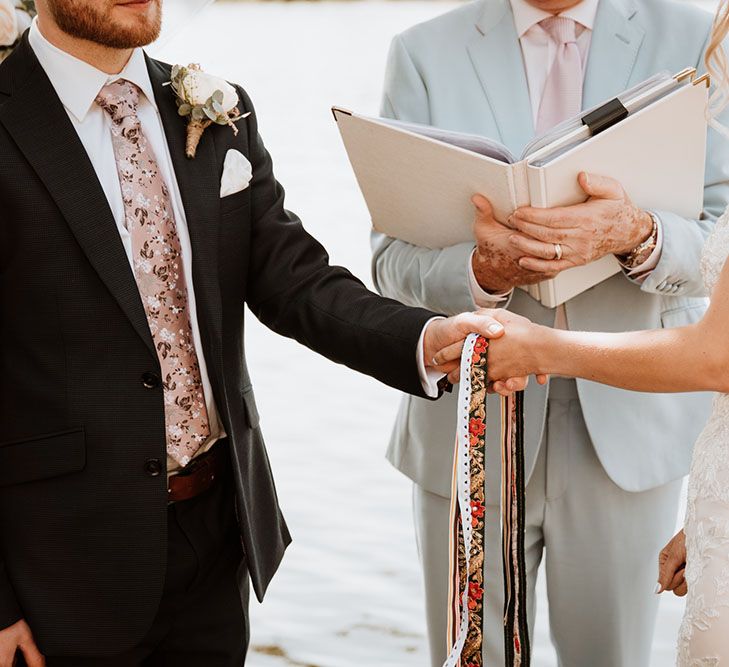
[96,79,210,467]
[535,16,584,135]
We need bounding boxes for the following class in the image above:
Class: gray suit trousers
[414,380,682,667]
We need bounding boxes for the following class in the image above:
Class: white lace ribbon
[443,333,478,667]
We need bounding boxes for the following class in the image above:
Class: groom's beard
[45,0,162,49]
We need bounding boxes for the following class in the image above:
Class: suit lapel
[145,57,226,388]
[0,36,156,356]
[467,0,534,155]
[583,0,645,109]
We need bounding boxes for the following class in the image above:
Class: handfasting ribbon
[443,333,530,667]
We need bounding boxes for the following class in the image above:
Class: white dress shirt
[469,0,662,319]
[30,20,225,472]
[29,20,441,463]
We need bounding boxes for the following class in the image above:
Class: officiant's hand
[471,195,560,293]
[657,529,688,597]
[507,173,654,274]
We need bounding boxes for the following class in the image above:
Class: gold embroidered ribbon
[443,334,530,667]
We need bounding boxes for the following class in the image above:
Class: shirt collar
[28,17,157,123]
[509,0,600,38]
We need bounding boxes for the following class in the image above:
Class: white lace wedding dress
[678,210,729,665]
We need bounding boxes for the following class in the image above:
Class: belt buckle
[167,445,221,504]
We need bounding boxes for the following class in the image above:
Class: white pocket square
[220,149,253,198]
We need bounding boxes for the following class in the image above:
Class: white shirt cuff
[417,316,447,398]
[468,250,513,307]
[620,214,664,282]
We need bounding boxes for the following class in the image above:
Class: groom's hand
[423,309,504,384]
[0,619,45,667]
[424,309,531,394]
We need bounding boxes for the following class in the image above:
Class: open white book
[334,68,709,308]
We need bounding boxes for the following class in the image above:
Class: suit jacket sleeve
[639,33,729,298]
[237,85,437,398]
[371,35,483,316]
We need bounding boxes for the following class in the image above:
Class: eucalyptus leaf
[212,90,225,105]
[171,65,180,79]
[203,106,218,121]
[212,100,225,115]
[191,106,205,121]
[177,103,192,116]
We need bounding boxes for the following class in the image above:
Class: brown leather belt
[168,441,228,503]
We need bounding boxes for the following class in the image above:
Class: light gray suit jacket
[372,0,729,497]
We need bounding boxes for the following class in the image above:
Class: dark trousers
[31,463,249,667]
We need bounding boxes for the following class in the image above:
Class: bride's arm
[487,259,729,394]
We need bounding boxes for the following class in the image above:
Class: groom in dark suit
[0,1,511,664]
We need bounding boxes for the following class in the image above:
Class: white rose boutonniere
[0,0,35,62]
[0,0,19,48]
[167,63,250,159]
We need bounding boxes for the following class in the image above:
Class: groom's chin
[110,0,163,46]
[48,0,163,49]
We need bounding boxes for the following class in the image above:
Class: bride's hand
[486,311,550,388]
[657,529,687,597]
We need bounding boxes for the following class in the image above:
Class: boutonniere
[0,0,36,63]
[166,63,250,159]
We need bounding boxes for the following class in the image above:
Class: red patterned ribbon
[444,334,530,667]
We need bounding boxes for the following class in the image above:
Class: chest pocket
[220,189,251,217]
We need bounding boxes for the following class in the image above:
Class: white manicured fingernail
[489,324,503,334]
[654,583,662,594]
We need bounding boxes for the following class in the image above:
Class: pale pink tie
[96,80,210,467]
[536,16,584,135]
[535,18,583,330]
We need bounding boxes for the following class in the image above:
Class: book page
[377,117,518,164]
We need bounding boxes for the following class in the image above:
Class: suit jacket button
[142,372,161,389]
[144,458,163,477]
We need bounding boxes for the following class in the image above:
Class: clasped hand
[426,309,547,396]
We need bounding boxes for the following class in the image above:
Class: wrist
[535,326,568,376]
[421,318,444,366]
[472,251,514,293]
[615,208,654,257]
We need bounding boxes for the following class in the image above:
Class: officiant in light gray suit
[371,0,729,665]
